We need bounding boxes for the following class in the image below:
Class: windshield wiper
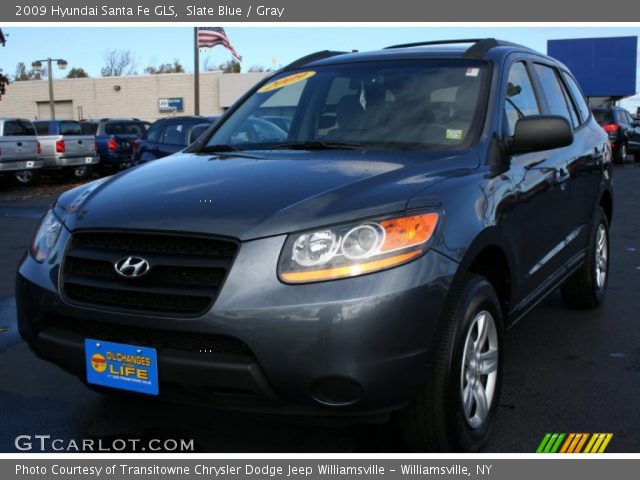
[267,140,369,151]
[200,144,242,152]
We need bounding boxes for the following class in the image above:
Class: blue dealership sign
[548,36,638,98]
[158,97,184,113]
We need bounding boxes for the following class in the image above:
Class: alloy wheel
[595,223,608,291]
[460,310,499,429]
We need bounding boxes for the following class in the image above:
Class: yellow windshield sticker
[258,71,316,93]
[446,129,463,140]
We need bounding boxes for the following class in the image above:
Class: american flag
[197,27,242,61]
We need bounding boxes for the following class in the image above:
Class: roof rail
[384,38,525,59]
[99,117,142,122]
[385,39,487,50]
[282,50,348,71]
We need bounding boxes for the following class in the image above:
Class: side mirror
[189,124,210,144]
[511,115,573,153]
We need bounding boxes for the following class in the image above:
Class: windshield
[204,60,488,151]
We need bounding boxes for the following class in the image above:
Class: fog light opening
[310,377,363,407]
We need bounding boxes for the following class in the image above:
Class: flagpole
[194,27,200,116]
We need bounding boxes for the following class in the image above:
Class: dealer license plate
[85,339,158,395]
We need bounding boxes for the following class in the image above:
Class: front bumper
[41,155,100,169]
[0,159,44,173]
[16,230,458,416]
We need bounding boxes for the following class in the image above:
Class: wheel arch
[454,228,519,320]
[599,189,613,227]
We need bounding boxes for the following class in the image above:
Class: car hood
[57,150,478,241]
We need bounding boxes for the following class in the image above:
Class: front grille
[61,231,238,316]
[46,316,252,357]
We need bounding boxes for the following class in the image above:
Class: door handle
[17,142,22,147]
[555,167,570,187]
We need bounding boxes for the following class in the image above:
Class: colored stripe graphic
[537,433,613,453]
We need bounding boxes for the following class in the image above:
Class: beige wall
[0,71,268,122]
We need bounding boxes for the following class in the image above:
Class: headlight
[31,209,63,263]
[278,212,439,283]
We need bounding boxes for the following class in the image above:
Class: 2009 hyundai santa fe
[17,39,613,451]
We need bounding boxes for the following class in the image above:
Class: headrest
[336,95,366,130]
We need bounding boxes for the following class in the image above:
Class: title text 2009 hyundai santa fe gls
[17,39,613,451]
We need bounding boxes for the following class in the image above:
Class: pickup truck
[34,120,100,180]
[0,118,43,185]
[80,118,147,171]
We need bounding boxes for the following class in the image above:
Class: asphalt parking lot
[1,164,639,453]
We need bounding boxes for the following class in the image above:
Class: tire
[561,207,609,309]
[67,165,93,181]
[13,169,40,186]
[613,143,627,164]
[634,151,640,163]
[398,275,503,452]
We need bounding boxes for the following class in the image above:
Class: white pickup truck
[34,120,100,180]
[0,118,43,185]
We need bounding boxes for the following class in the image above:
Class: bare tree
[218,60,241,74]
[101,49,136,77]
[66,67,90,78]
[13,62,46,81]
[247,65,269,72]
[144,60,185,75]
[202,56,218,72]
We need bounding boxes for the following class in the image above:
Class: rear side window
[4,120,36,136]
[105,122,145,136]
[161,123,187,145]
[504,62,541,136]
[534,64,579,128]
[34,122,51,136]
[146,125,163,142]
[60,121,83,136]
[81,123,98,135]
[562,73,590,124]
[623,110,634,124]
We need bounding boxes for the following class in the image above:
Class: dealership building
[0,71,269,121]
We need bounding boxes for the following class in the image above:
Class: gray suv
[17,39,613,451]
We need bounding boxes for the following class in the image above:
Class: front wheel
[561,207,609,309]
[397,275,503,452]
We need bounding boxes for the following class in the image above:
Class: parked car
[80,118,146,170]
[17,39,613,452]
[132,116,219,164]
[592,106,640,163]
[0,118,42,185]
[259,115,292,133]
[34,120,100,181]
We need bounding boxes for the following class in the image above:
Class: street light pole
[47,58,55,120]
[32,58,67,120]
